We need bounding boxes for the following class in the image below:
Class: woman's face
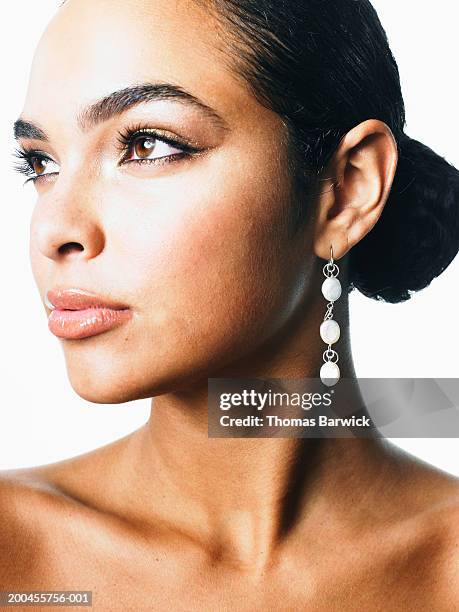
[19,0,315,402]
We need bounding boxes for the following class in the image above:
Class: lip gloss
[48,307,132,339]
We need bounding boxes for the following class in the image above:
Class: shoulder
[0,448,121,587]
[0,433,139,586]
[0,467,62,528]
[422,490,459,609]
[0,469,62,586]
[388,459,459,609]
[343,445,459,609]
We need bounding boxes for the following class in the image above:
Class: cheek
[109,159,305,365]
[29,212,49,294]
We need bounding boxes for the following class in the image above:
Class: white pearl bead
[320,362,340,386]
[321,277,342,302]
[320,319,340,344]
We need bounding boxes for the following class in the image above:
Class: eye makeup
[13,121,207,185]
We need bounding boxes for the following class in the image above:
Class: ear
[313,119,398,260]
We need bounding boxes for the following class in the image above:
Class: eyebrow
[13,82,229,141]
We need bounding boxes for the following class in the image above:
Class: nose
[32,182,105,262]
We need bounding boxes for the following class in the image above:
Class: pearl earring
[320,245,341,386]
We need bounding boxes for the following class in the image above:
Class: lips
[46,288,132,340]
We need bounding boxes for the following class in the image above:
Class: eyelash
[13,124,202,185]
[13,149,52,185]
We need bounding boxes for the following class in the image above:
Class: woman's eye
[14,131,199,185]
[13,150,60,184]
[30,155,60,177]
[124,135,184,163]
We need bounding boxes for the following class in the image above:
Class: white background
[0,1,458,473]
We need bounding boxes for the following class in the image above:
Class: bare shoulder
[0,433,136,588]
[424,476,459,608]
[390,454,459,609]
[418,493,459,610]
[0,469,63,586]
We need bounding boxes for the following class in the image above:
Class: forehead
[23,0,251,127]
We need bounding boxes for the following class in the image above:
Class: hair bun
[349,134,459,303]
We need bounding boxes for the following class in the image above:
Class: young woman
[2,0,459,609]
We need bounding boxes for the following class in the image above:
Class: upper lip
[45,288,130,311]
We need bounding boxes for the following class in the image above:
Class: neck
[118,289,387,570]
[136,408,387,570]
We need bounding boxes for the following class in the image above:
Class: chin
[63,356,200,404]
[63,355,150,405]
[60,332,242,404]
[67,373,144,404]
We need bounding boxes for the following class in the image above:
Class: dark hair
[202,0,459,303]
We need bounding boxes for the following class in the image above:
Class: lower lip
[48,307,132,339]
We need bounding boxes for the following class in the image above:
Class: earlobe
[313,119,398,261]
